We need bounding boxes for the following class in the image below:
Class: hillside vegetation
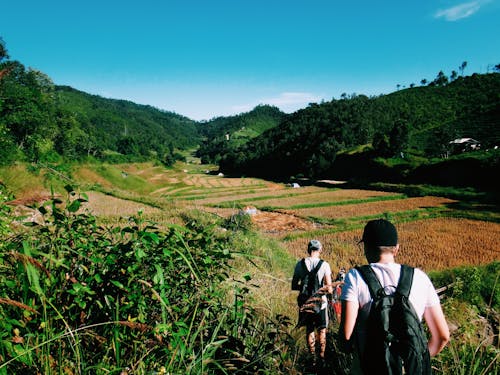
[0,162,498,374]
[217,73,500,190]
[196,105,286,164]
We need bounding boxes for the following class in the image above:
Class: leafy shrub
[0,186,292,374]
[430,261,499,309]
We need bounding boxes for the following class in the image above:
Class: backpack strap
[300,258,307,272]
[302,258,324,274]
[313,259,324,274]
[396,264,414,298]
[355,265,385,298]
[356,264,415,299]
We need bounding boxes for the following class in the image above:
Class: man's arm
[340,300,358,341]
[324,269,333,295]
[423,304,450,356]
[337,299,359,352]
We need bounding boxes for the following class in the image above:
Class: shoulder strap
[355,265,384,298]
[300,258,307,272]
[312,259,324,274]
[302,259,324,274]
[396,264,414,297]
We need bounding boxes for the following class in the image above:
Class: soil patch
[251,211,317,234]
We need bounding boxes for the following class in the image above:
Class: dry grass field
[284,218,500,273]
[281,196,458,220]
[246,189,398,208]
[55,163,500,275]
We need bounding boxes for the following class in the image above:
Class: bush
[0,187,292,373]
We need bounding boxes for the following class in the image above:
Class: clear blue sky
[1,1,499,120]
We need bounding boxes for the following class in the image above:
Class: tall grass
[0,186,297,374]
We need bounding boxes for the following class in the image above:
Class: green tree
[459,61,468,76]
[372,131,391,157]
[389,119,410,156]
[432,71,449,86]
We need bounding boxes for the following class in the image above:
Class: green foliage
[0,37,199,166]
[196,105,286,164]
[0,187,294,373]
[429,261,500,309]
[223,212,254,233]
[218,74,500,185]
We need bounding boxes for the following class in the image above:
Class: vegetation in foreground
[0,181,498,374]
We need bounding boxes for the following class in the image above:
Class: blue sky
[1,1,499,120]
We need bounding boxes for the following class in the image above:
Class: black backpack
[355,264,431,375]
[297,259,324,308]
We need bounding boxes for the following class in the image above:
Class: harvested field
[285,218,500,273]
[81,191,162,217]
[283,196,458,220]
[183,175,265,188]
[191,186,324,206]
[251,189,398,208]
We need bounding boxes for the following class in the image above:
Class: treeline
[218,73,500,188]
[0,38,199,167]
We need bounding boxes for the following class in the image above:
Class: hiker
[339,219,449,375]
[291,239,333,364]
[331,267,346,322]
[335,267,346,282]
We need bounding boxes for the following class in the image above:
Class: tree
[389,119,409,157]
[0,37,10,81]
[0,37,8,62]
[433,71,449,86]
[450,70,458,81]
[460,61,467,76]
[494,63,500,73]
[372,131,391,157]
[420,79,427,86]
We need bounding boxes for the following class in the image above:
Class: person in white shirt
[340,219,450,374]
[292,239,333,364]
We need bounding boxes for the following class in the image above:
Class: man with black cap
[339,219,449,374]
[292,239,333,366]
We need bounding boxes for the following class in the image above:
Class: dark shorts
[299,308,328,330]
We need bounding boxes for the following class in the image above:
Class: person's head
[307,239,322,255]
[360,219,399,263]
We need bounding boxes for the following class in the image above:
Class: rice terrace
[1,157,499,374]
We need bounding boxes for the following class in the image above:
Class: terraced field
[75,162,500,275]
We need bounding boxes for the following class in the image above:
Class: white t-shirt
[341,262,441,351]
[293,257,332,309]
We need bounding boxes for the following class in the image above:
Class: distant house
[449,138,481,153]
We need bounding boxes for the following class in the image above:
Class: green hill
[0,57,199,166]
[195,104,286,164]
[55,86,200,162]
[218,73,500,189]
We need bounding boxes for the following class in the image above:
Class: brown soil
[250,210,317,234]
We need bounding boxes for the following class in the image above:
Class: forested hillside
[195,104,286,164]
[218,73,500,188]
[55,86,199,163]
[0,40,199,166]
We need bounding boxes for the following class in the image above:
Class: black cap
[361,219,398,246]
